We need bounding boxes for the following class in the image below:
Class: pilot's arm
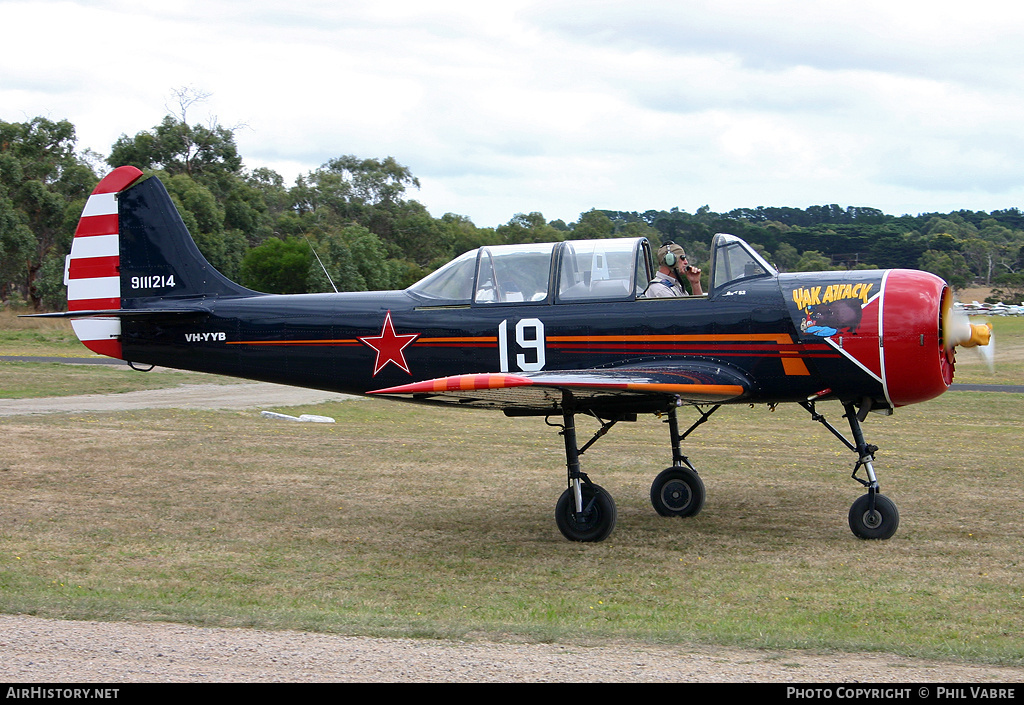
[683,265,703,296]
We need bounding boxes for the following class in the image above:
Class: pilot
[643,242,703,297]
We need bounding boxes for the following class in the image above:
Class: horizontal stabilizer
[22,307,210,320]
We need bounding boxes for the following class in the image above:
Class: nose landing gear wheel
[848,493,899,540]
[650,466,706,518]
[555,483,617,542]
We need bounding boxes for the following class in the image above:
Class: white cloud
[3,0,1024,226]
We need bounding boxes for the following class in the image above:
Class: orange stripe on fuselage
[547,333,791,343]
[418,336,497,344]
[226,336,496,347]
[226,339,362,346]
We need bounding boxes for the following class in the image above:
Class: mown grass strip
[2,394,1022,664]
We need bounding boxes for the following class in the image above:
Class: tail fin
[65,165,256,358]
[65,166,144,357]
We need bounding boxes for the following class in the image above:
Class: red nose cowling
[879,269,951,407]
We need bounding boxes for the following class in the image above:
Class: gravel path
[3,614,1023,683]
[3,383,1022,683]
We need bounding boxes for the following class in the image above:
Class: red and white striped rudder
[65,165,144,358]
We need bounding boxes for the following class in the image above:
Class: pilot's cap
[657,242,687,266]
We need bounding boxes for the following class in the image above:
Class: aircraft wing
[369,361,751,413]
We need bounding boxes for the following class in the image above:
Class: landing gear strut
[649,404,714,518]
[550,394,899,541]
[552,392,617,542]
[550,395,714,542]
[801,399,900,540]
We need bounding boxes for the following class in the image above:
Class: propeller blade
[978,324,995,372]
[942,302,975,350]
[943,295,995,372]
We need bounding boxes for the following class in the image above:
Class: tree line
[3,112,1024,311]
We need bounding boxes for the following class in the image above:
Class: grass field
[1,307,1023,665]
[0,309,83,356]
[0,311,246,397]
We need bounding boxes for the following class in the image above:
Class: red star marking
[359,310,420,376]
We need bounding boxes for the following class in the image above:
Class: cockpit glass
[711,234,776,290]
[406,249,476,301]
[556,238,640,302]
[409,238,651,305]
[474,243,555,303]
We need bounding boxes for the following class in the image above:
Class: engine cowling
[877,269,951,407]
[785,269,988,409]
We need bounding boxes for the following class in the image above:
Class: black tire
[650,467,706,517]
[555,483,617,542]
[848,493,900,540]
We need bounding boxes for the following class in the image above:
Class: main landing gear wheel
[848,493,899,540]
[650,467,706,518]
[555,483,617,542]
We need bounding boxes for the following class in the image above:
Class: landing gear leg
[650,404,709,518]
[843,401,899,539]
[553,392,617,542]
[801,400,900,540]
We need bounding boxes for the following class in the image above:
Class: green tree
[652,208,705,243]
[325,155,420,207]
[496,212,563,244]
[0,117,97,308]
[616,220,661,244]
[333,224,395,291]
[294,225,399,293]
[238,237,312,293]
[794,250,834,272]
[0,182,35,303]
[390,205,454,265]
[242,167,290,243]
[108,115,242,179]
[439,212,498,258]
[572,209,615,239]
[289,154,424,258]
[773,242,799,271]
[987,272,1024,304]
[918,250,971,289]
[960,238,997,285]
[108,89,243,183]
[923,216,976,239]
[294,156,419,220]
[867,235,926,270]
[105,98,265,281]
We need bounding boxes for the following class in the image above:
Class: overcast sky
[4,0,1024,227]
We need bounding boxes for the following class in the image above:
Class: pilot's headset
[659,242,686,268]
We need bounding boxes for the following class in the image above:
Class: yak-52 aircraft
[37,165,993,542]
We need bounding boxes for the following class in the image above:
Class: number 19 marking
[498,318,546,372]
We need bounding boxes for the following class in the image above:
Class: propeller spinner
[942,291,994,371]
